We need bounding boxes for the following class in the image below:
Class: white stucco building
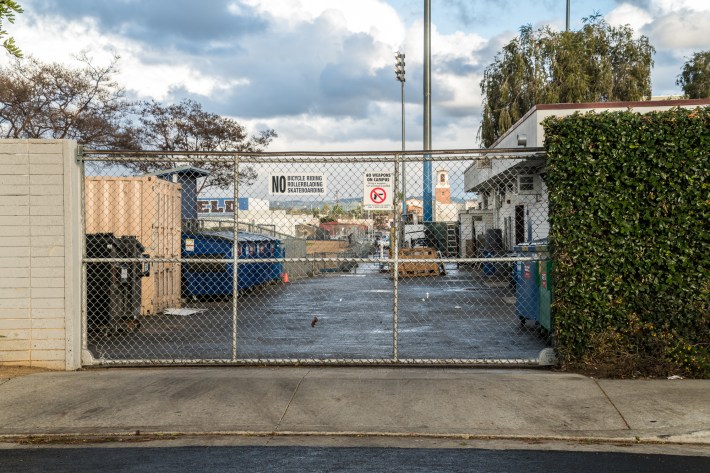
[463,98,710,251]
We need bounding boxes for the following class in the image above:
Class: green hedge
[543,107,710,378]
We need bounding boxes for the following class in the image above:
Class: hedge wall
[543,107,710,378]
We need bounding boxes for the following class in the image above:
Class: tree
[0,0,22,57]
[129,99,276,193]
[479,16,654,147]
[349,205,363,219]
[0,54,277,192]
[0,54,136,147]
[677,51,710,99]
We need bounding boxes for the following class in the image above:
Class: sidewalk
[0,367,708,445]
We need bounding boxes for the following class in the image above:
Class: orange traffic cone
[283,273,289,283]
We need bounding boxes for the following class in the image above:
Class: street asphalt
[0,367,708,448]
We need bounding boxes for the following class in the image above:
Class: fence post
[232,155,239,361]
[393,153,400,362]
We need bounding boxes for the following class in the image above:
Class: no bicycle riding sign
[269,173,326,195]
[363,171,394,211]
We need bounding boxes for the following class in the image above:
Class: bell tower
[435,169,450,204]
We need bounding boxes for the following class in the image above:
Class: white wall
[435,202,464,222]
[0,139,81,370]
[201,210,319,237]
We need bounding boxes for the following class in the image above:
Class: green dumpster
[538,259,552,332]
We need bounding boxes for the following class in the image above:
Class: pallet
[399,247,437,258]
[398,263,440,277]
[393,247,442,278]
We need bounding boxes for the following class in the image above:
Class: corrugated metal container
[85,176,182,315]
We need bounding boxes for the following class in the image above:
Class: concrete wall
[281,236,309,279]
[0,140,81,370]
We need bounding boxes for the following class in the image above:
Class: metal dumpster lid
[513,241,549,253]
[184,231,280,242]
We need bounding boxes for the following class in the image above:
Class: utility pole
[566,0,570,31]
[423,0,432,222]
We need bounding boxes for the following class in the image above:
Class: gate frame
[78,147,553,367]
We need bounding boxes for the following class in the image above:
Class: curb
[2,430,709,446]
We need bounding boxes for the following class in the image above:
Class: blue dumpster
[482,250,496,275]
[182,231,283,296]
[513,242,548,326]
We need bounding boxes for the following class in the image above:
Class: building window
[518,175,535,192]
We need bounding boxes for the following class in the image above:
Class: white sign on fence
[269,173,327,195]
[363,171,394,211]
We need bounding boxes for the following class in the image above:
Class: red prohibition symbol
[370,187,387,204]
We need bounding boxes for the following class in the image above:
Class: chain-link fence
[80,148,552,366]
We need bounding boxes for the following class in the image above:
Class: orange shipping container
[85,176,182,315]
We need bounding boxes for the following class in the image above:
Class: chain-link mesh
[80,149,551,365]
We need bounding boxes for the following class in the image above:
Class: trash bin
[513,242,548,326]
[482,229,503,275]
[538,259,553,332]
[86,233,146,333]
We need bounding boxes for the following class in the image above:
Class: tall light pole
[566,0,570,31]
[395,51,406,217]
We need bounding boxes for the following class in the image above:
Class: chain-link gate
[79,148,552,366]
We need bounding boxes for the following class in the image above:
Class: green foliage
[544,107,710,378]
[480,16,654,147]
[677,51,710,99]
[0,0,23,58]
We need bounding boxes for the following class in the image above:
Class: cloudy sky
[3,0,709,151]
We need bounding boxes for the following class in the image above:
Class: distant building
[196,195,318,237]
[404,169,464,224]
[434,169,463,222]
[435,169,451,204]
[318,221,368,240]
[296,224,330,240]
[464,198,479,210]
[406,198,423,221]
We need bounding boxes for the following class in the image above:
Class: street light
[395,51,406,218]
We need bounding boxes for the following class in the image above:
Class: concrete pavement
[0,367,708,445]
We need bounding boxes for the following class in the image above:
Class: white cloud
[0,13,112,66]
[643,11,710,50]
[437,73,484,112]
[119,55,251,101]
[238,101,408,152]
[0,9,251,102]
[645,0,710,14]
[242,0,405,48]
[606,4,654,31]
[239,0,410,76]
[403,20,486,64]
[607,1,710,47]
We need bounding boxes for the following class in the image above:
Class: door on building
[515,205,525,244]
